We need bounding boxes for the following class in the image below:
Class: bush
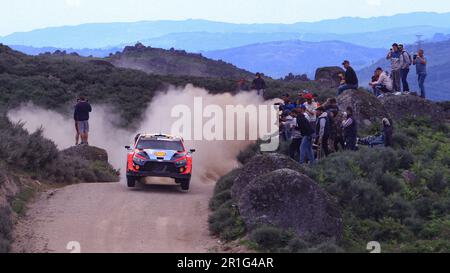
[208,202,246,241]
[250,226,292,252]
[0,206,12,253]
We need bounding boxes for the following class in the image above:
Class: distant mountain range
[203,40,385,78]
[2,12,450,49]
[358,40,450,101]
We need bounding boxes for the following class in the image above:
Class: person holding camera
[386,43,402,92]
[413,49,427,99]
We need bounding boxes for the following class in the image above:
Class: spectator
[279,94,297,112]
[358,118,394,148]
[342,107,357,151]
[337,60,359,96]
[74,95,92,145]
[315,107,331,157]
[287,109,302,160]
[74,98,80,145]
[399,44,412,93]
[251,73,267,97]
[297,106,315,165]
[323,98,340,153]
[386,43,402,92]
[303,93,318,135]
[369,67,393,97]
[413,49,427,99]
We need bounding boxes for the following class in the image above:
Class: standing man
[337,60,359,96]
[74,95,92,146]
[251,73,267,97]
[413,49,427,99]
[297,106,315,165]
[287,109,302,160]
[315,107,331,157]
[386,43,402,92]
[399,44,412,93]
[303,93,318,136]
[342,107,357,151]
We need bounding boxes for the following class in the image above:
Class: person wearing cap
[302,93,318,135]
[315,106,331,157]
[297,106,315,165]
[337,60,359,96]
[251,72,267,97]
[369,67,393,97]
[386,43,402,92]
[398,44,412,93]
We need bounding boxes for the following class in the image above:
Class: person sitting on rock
[358,118,394,148]
[369,67,393,98]
[337,60,359,96]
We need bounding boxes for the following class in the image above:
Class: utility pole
[416,34,423,51]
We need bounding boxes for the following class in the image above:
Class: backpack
[402,51,413,66]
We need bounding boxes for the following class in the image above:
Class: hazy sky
[1,0,450,36]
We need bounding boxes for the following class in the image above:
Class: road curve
[12,180,218,253]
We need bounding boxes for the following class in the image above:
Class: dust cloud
[7,85,276,184]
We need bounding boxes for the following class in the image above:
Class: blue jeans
[418,73,427,98]
[400,68,410,92]
[373,85,391,97]
[337,84,358,96]
[300,136,315,164]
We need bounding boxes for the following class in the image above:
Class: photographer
[413,49,427,99]
[386,43,402,92]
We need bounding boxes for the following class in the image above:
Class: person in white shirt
[303,93,318,134]
[369,67,393,97]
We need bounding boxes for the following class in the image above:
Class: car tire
[180,178,191,191]
[127,176,136,188]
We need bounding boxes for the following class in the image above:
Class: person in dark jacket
[74,95,92,145]
[315,107,331,157]
[251,73,267,97]
[342,107,357,150]
[297,106,315,165]
[337,60,359,96]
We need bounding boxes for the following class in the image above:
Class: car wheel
[180,178,190,191]
[127,176,136,188]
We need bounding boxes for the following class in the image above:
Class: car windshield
[136,139,184,151]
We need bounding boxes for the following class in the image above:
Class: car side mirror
[190,149,196,153]
[125,146,131,150]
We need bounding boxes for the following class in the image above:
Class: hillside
[358,40,450,101]
[203,40,385,78]
[2,12,450,49]
[106,43,254,79]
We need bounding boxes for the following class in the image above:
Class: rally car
[125,134,195,191]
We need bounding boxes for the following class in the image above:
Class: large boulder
[231,153,304,200]
[337,89,387,130]
[379,94,450,122]
[61,145,109,162]
[238,169,343,240]
[315,66,345,88]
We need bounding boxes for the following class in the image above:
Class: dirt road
[12,180,218,253]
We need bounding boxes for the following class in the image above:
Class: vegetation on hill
[211,114,450,253]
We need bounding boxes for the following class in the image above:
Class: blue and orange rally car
[125,134,195,191]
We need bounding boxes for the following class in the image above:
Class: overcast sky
[1,0,450,36]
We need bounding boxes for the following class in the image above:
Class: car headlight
[175,160,187,166]
[133,156,146,166]
[172,152,187,160]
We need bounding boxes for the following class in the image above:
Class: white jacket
[372,72,393,91]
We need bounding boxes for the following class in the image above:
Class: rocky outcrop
[379,94,450,122]
[337,89,388,130]
[237,168,343,240]
[61,145,109,163]
[231,153,304,201]
[315,66,345,88]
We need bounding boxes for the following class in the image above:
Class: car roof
[138,134,183,142]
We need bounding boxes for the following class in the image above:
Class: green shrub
[208,202,246,241]
[250,226,292,252]
[209,190,232,211]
